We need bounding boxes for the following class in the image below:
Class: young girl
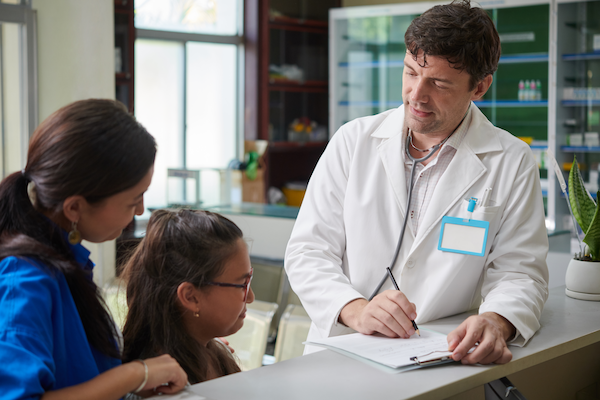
[122,208,255,384]
[0,99,187,400]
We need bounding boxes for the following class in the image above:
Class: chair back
[274,304,311,362]
[226,300,278,370]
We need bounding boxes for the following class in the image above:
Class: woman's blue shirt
[0,242,121,399]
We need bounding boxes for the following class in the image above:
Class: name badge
[438,216,489,257]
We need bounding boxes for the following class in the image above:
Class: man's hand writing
[339,290,418,339]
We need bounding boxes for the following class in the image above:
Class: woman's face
[77,166,154,243]
[194,238,255,343]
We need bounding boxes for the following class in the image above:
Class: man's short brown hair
[404,0,501,90]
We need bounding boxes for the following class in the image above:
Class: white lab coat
[285,104,549,353]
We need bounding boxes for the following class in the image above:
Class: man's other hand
[447,312,515,365]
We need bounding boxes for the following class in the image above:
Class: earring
[68,221,81,245]
[194,310,200,318]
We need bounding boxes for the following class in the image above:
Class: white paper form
[305,329,454,370]
[147,388,206,400]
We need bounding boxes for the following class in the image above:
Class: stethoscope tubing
[367,133,447,300]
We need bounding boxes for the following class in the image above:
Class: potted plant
[565,155,600,301]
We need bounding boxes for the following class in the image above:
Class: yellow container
[282,187,306,207]
[517,136,534,145]
[563,162,586,171]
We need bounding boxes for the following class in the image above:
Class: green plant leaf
[569,156,596,234]
[584,191,600,261]
[245,151,259,181]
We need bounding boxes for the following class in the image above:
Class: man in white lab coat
[285,0,549,365]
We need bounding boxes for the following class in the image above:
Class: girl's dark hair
[0,99,157,359]
[405,0,501,90]
[122,209,243,383]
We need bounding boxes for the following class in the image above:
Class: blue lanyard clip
[465,197,478,221]
[467,197,478,212]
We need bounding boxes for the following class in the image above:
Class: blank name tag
[438,216,489,257]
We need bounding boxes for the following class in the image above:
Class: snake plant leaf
[568,156,596,234]
[583,191,600,261]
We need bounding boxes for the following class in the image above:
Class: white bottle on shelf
[518,80,525,101]
[524,80,531,101]
[536,80,542,101]
[529,80,537,102]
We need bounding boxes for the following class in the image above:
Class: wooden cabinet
[114,0,136,272]
[114,0,134,113]
[245,0,339,199]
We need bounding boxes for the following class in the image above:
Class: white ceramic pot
[565,258,600,301]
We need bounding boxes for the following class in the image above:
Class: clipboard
[304,329,460,373]
[410,350,455,366]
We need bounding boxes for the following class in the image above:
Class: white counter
[186,286,600,400]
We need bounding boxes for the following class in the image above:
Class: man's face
[402,51,488,138]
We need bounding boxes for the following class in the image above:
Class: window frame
[135,2,245,170]
[0,1,38,178]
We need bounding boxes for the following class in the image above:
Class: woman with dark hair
[0,99,187,400]
[122,208,254,385]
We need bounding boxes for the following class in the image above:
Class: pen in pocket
[480,188,492,208]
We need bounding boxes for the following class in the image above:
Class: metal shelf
[337,53,549,69]
[338,60,404,68]
[498,53,549,63]
[474,100,548,107]
[561,100,600,106]
[269,80,328,93]
[338,100,403,107]
[561,146,600,153]
[562,52,600,61]
[338,100,549,108]
[558,191,598,199]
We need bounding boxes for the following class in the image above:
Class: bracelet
[133,359,148,393]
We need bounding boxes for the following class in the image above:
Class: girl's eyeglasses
[205,267,253,302]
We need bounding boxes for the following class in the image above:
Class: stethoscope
[367,128,455,300]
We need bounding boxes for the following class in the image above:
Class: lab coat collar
[373,103,504,249]
[370,103,503,155]
[374,110,410,223]
[370,106,405,139]
[462,104,503,155]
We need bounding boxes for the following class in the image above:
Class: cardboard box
[242,169,265,203]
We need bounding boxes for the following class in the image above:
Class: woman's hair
[121,209,243,383]
[404,0,501,90]
[0,99,157,359]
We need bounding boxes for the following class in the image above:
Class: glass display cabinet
[329,4,417,135]
[329,0,551,137]
[329,0,600,233]
[555,0,600,230]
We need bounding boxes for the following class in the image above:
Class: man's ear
[471,74,493,101]
[177,282,201,312]
[62,195,87,223]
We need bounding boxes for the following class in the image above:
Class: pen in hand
[386,267,420,336]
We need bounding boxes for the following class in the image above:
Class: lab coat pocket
[470,205,501,222]
[470,205,502,246]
